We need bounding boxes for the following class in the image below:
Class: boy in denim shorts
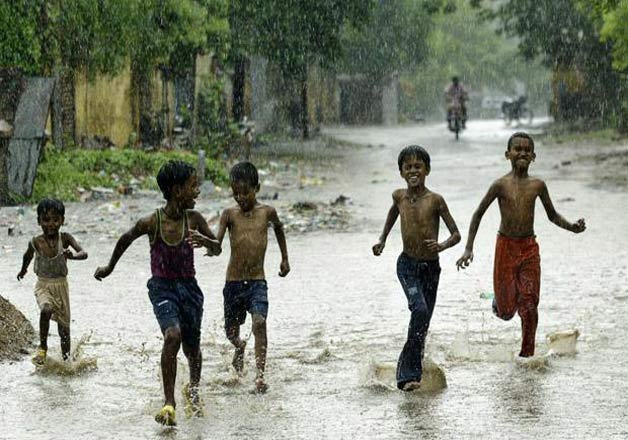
[95,160,221,426]
[197,161,289,393]
[372,146,461,391]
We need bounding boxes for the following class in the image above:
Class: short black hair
[452,76,459,83]
[230,161,259,187]
[37,198,65,218]
[507,132,535,151]
[398,145,431,171]
[156,160,196,200]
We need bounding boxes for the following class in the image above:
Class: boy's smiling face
[400,156,430,188]
[175,174,200,209]
[38,210,64,236]
[506,136,535,170]
[231,180,259,212]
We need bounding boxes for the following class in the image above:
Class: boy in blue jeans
[372,146,460,390]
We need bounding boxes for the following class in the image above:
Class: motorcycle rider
[445,76,468,129]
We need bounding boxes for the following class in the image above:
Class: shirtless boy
[456,132,586,357]
[373,145,460,390]
[195,161,289,393]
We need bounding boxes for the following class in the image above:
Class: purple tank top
[150,209,195,278]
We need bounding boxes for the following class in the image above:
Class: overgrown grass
[31,147,228,202]
[538,126,627,147]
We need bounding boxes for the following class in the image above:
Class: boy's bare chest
[230,211,269,238]
[501,182,538,207]
[398,197,438,221]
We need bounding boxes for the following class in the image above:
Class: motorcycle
[501,95,533,126]
[447,102,465,140]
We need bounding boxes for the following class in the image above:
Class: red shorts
[493,234,540,320]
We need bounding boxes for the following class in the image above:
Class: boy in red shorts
[456,132,586,357]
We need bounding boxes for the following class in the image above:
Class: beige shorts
[34,277,70,327]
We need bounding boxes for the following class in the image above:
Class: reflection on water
[494,366,547,423]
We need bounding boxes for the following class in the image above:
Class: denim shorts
[147,276,204,348]
[223,280,268,328]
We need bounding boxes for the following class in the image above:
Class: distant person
[445,76,468,129]
[17,198,88,363]
[372,146,460,391]
[193,161,289,394]
[94,160,221,426]
[456,132,586,358]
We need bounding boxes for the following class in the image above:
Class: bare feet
[232,340,246,373]
[402,381,421,391]
[254,376,268,394]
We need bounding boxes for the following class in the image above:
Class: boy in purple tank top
[94,160,220,426]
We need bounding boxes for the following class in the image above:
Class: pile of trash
[282,195,351,233]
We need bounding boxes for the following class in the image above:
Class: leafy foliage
[339,0,433,81]
[474,0,622,123]
[32,146,227,202]
[402,0,550,118]
[0,1,41,73]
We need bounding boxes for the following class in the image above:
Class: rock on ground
[0,295,34,362]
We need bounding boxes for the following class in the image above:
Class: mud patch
[0,294,35,362]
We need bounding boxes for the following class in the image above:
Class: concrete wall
[74,65,175,147]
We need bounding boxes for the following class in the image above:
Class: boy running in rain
[17,198,88,364]
[456,132,586,357]
[194,161,289,393]
[373,146,460,391]
[94,160,220,426]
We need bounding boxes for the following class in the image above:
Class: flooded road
[2,120,628,439]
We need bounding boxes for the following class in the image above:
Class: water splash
[35,332,97,376]
[360,357,447,393]
[546,328,580,356]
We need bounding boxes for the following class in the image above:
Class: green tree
[404,0,550,120]
[239,0,372,138]
[127,0,228,145]
[0,1,41,73]
[473,0,621,124]
[339,0,432,81]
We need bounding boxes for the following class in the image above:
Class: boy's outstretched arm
[17,241,35,280]
[373,197,399,256]
[539,183,586,233]
[63,233,88,260]
[269,207,290,277]
[425,196,461,253]
[203,210,229,257]
[94,216,152,281]
[186,210,221,255]
[456,182,499,270]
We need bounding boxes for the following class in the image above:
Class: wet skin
[93,174,220,409]
[456,137,586,269]
[373,156,461,260]
[17,210,88,360]
[197,179,289,392]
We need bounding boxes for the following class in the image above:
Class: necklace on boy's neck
[408,188,426,203]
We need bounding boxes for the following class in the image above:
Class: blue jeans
[396,253,441,389]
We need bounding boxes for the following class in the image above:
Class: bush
[31,147,228,202]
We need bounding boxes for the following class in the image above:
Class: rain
[1,0,627,438]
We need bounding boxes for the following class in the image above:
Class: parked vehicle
[501,95,533,126]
